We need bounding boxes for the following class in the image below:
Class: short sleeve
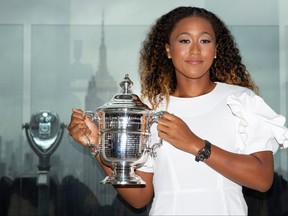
[227,91,288,154]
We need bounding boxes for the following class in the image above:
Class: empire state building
[83,19,117,205]
[85,20,118,111]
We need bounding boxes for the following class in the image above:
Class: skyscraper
[84,17,117,205]
[85,18,117,111]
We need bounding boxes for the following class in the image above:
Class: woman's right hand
[67,108,99,146]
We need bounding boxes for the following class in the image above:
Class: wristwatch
[195,140,211,162]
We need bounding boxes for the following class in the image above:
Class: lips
[185,59,203,64]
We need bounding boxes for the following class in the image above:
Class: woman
[68,6,288,215]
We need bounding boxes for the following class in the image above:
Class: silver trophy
[85,74,164,185]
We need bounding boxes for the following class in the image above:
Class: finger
[69,119,92,141]
[157,129,170,141]
[72,108,83,113]
[68,111,85,130]
[161,112,176,121]
[72,109,85,120]
[68,120,90,136]
[157,123,170,136]
[158,115,175,128]
[68,125,90,146]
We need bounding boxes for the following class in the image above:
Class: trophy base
[100,167,146,185]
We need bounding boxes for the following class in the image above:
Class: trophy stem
[101,165,145,185]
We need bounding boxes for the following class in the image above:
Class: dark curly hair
[139,6,258,109]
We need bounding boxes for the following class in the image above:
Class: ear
[165,43,171,59]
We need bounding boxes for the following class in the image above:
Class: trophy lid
[96,74,150,111]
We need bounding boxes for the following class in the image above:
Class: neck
[172,80,216,98]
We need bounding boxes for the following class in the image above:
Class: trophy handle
[83,111,100,158]
[147,111,166,158]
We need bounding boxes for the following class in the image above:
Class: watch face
[195,141,211,162]
[200,149,210,161]
[204,149,211,157]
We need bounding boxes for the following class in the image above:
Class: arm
[206,146,273,192]
[157,112,274,192]
[67,109,154,208]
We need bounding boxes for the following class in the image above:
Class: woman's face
[165,16,217,81]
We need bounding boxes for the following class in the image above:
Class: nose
[189,43,201,55]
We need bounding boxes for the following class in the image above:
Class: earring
[214,55,217,59]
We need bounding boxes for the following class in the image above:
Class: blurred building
[84,18,117,205]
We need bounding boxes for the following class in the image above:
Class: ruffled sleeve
[227,91,288,154]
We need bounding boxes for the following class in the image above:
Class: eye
[200,39,211,44]
[179,39,190,44]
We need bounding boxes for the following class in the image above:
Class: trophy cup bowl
[85,74,163,185]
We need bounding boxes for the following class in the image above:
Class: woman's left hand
[157,112,203,154]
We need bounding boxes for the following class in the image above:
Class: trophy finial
[120,74,133,93]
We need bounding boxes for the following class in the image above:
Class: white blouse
[138,82,288,215]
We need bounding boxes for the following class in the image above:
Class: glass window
[0,2,287,215]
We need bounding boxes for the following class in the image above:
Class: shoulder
[216,82,255,97]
